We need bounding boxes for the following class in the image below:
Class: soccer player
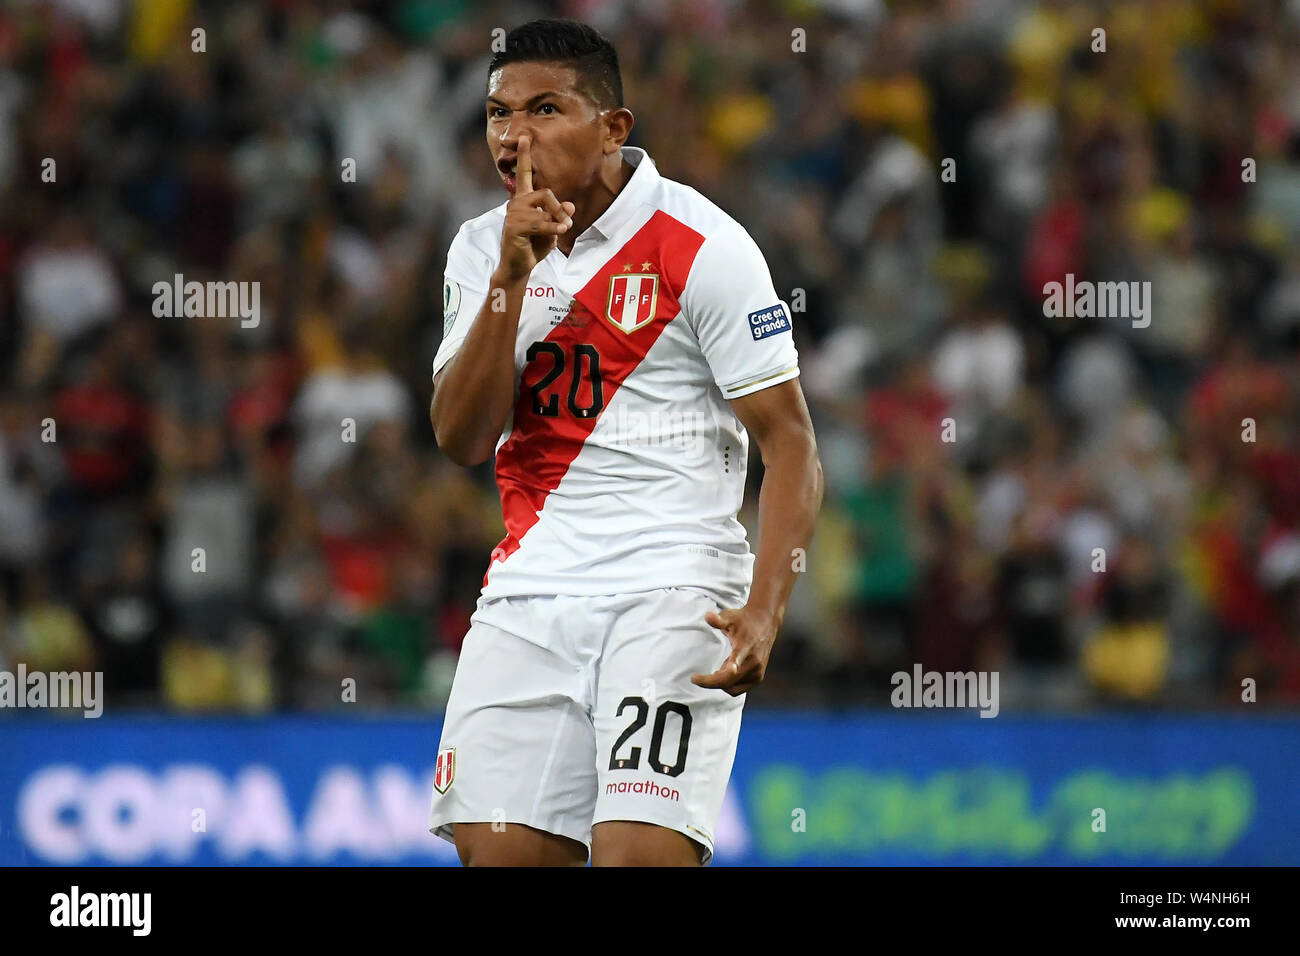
[428,18,823,866]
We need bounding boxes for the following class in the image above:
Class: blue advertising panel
[0,714,1295,865]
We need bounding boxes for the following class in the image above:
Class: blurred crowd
[1,0,1299,713]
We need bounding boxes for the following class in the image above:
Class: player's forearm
[746,428,823,625]
[431,268,529,465]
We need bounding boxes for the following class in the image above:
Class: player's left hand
[691,606,780,696]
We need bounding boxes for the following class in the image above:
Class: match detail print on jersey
[487,211,706,583]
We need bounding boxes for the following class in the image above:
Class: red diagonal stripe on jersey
[486,210,706,584]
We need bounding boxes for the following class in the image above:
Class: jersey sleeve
[432,224,494,382]
[679,222,800,400]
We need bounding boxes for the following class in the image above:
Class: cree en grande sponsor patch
[747,304,790,340]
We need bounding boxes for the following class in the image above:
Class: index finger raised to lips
[518,134,533,194]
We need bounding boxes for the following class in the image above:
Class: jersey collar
[579,146,657,242]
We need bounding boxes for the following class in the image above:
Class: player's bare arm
[691,379,824,696]
[431,135,575,466]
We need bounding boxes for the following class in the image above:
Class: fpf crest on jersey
[605,271,659,333]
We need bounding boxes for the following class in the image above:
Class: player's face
[486,61,608,199]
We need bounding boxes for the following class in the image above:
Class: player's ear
[602,107,634,152]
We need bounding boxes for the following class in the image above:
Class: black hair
[488,18,623,110]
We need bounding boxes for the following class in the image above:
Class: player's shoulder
[451,203,507,250]
[649,174,770,293]
[650,173,755,246]
[446,203,506,277]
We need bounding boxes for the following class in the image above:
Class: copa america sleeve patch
[748,304,791,340]
[443,278,462,335]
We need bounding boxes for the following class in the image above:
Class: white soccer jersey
[434,146,799,601]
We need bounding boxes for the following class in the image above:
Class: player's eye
[536,103,557,115]
[488,107,509,119]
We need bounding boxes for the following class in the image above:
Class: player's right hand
[499,135,576,281]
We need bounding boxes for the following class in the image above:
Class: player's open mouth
[497,156,532,193]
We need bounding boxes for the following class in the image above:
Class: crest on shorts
[434,746,456,793]
[605,271,659,333]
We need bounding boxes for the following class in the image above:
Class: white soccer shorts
[428,586,747,865]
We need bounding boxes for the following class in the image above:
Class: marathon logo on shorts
[748,303,791,340]
[434,746,456,793]
[605,779,680,801]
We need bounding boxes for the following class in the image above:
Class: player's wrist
[492,264,534,287]
[744,599,785,631]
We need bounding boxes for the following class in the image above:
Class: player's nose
[499,115,533,148]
